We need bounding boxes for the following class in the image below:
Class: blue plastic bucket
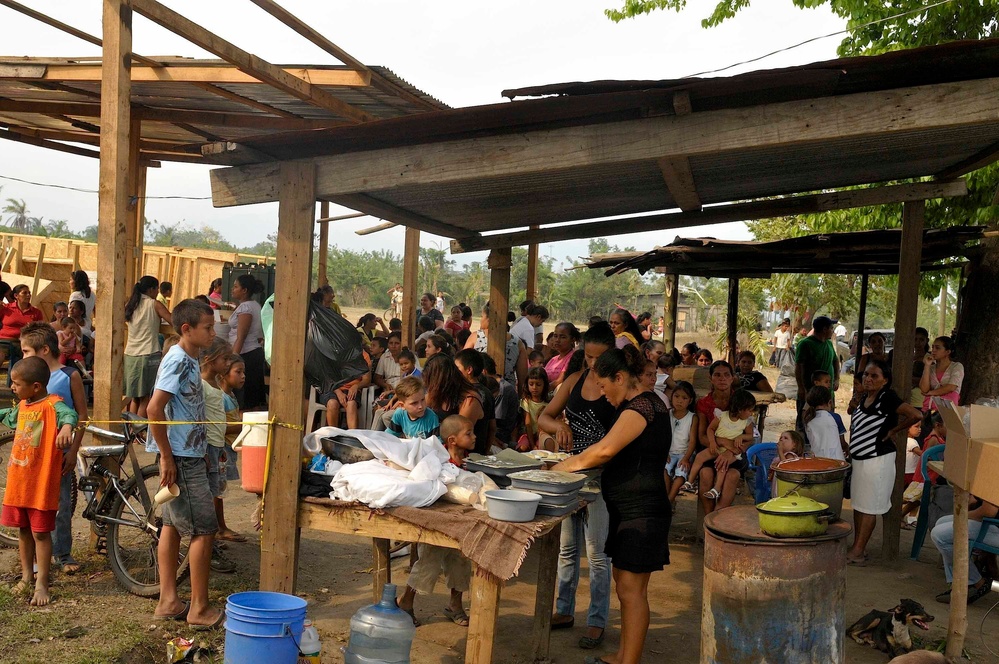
[224,591,307,664]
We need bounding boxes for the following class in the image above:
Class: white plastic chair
[359,386,377,429]
[306,386,327,433]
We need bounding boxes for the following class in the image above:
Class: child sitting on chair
[56,318,85,366]
[769,429,805,496]
[387,377,440,440]
[397,415,475,627]
[682,389,756,500]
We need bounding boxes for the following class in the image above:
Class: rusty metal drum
[701,506,852,664]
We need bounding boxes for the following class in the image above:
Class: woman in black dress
[553,344,672,664]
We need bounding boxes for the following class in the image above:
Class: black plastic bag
[303,302,368,395]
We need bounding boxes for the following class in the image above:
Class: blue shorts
[162,456,218,537]
[665,452,688,480]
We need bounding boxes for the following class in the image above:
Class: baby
[683,389,757,500]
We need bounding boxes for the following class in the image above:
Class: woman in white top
[123,275,172,417]
[69,270,96,335]
[228,274,267,409]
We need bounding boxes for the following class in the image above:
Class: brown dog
[847,598,935,657]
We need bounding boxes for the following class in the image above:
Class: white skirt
[850,452,896,516]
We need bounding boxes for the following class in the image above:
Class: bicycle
[0,414,190,597]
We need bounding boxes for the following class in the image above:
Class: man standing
[795,316,840,431]
[833,320,847,342]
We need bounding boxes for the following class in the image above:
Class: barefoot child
[147,299,223,628]
[665,381,698,505]
[517,367,550,451]
[217,354,247,543]
[0,357,78,606]
[387,377,440,439]
[682,389,756,500]
[398,415,475,627]
[20,323,88,575]
[200,337,237,574]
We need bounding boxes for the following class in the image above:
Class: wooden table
[298,500,566,664]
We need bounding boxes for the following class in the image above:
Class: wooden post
[124,115,141,289]
[133,162,147,283]
[31,242,45,295]
[726,277,739,366]
[526,226,539,302]
[885,200,924,560]
[466,571,502,664]
[71,243,81,272]
[317,201,330,287]
[855,273,869,366]
[371,538,391,603]
[662,273,679,350]
[259,161,315,593]
[938,281,948,337]
[400,227,420,348]
[945,487,970,658]
[530,526,560,661]
[93,0,132,424]
[487,248,512,377]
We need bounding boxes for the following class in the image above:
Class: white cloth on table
[305,427,459,508]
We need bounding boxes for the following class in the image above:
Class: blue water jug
[343,583,416,664]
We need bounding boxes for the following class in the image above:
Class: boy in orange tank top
[0,356,78,606]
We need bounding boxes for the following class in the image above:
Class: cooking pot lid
[758,493,828,514]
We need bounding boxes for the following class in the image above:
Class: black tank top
[564,369,617,454]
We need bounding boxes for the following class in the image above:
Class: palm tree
[3,198,29,232]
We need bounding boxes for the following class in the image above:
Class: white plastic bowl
[484,489,542,522]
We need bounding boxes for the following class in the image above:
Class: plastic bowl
[484,489,542,523]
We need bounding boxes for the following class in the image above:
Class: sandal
[190,611,226,631]
[55,555,81,575]
[578,629,605,649]
[680,481,696,493]
[443,606,470,627]
[154,601,190,621]
[217,530,248,543]
[702,487,721,500]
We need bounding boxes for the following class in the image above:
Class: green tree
[3,198,31,232]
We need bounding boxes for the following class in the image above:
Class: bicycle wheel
[0,427,17,548]
[107,464,191,597]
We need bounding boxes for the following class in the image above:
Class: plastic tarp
[261,294,275,364]
[304,302,369,395]
[774,349,799,400]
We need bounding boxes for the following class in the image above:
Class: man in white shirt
[833,322,847,342]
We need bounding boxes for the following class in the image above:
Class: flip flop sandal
[191,611,226,631]
[846,556,868,567]
[154,602,190,621]
[578,630,605,649]
[443,606,469,627]
[55,556,81,575]
[218,531,248,543]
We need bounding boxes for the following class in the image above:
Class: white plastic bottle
[298,619,321,664]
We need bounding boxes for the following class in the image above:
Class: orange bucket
[231,412,271,495]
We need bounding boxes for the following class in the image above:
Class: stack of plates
[509,470,588,516]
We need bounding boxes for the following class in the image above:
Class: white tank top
[668,410,694,457]
[125,295,161,356]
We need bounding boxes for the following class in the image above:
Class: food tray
[524,488,580,507]
[464,458,542,477]
[536,501,582,517]
[509,470,587,494]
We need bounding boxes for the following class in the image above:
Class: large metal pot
[774,457,850,520]
[757,494,831,538]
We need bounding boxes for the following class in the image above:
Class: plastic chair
[971,518,999,556]
[359,386,377,429]
[745,442,778,504]
[305,385,328,433]
[910,444,946,559]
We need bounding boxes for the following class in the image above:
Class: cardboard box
[937,401,999,505]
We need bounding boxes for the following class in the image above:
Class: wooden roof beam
[0,63,369,86]
[0,125,98,158]
[190,82,300,119]
[658,156,701,212]
[208,77,999,208]
[131,0,374,123]
[449,181,968,253]
[936,139,999,180]
[329,193,476,239]
[247,0,440,111]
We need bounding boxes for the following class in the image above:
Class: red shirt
[0,302,44,340]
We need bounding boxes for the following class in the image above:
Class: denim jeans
[930,515,999,585]
[53,469,75,560]
[555,491,611,629]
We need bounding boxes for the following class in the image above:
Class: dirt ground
[1,370,996,663]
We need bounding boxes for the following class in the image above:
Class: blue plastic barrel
[224,591,307,664]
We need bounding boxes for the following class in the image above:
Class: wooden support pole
[855,273,869,366]
[124,115,141,289]
[945,486,970,658]
[726,277,739,367]
[93,0,132,425]
[530,526,560,661]
[466,571,502,664]
[133,162,146,282]
[401,228,420,349]
[938,281,948,337]
[259,161,315,593]
[317,200,329,287]
[526,226,539,302]
[885,200,924,561]
[663,274,679,350]
[488,248,512,377]
[31,242,45,295]
[371,538,391,603]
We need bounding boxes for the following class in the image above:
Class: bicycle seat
[79,444,126,458]
[120,411,148,434]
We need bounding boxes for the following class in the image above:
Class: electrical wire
[682,0,957,78]
[0,173,211,200]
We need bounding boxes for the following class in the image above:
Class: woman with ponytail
[228,274,266,409]
[124,276,172,416]
[553,343,672,664]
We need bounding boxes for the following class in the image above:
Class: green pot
[757,494,831,538]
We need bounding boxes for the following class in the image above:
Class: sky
[0,0,847,270]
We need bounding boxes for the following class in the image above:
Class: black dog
[847,598,934,657]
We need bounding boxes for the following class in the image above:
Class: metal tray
[525,488,580,507]
[536,502,582,517]
[464,458,543,477]
[320,435,375,465]
[509,470,587,494]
